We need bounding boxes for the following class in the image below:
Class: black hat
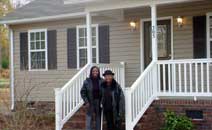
[103,70,115,76]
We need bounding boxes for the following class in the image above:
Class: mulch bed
[0,112,55,130]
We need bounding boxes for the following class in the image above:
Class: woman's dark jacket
[80,78,103,104]
[101,79,125,122]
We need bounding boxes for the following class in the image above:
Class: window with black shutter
[193,16,207,59]
[67,25,110,69]
[28,29,48,70]
[99,25,110,64]
[76,25,99,68]
[207,14,212,58]
[67,28,77,69]
[47,30,57,70]
[20,29,57,71]
[20,32,28,70]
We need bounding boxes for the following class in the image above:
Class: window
[77,25,99,68]
[28,29,48,71]
[207,13,212,58]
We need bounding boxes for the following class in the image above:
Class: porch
[54,0,212,130]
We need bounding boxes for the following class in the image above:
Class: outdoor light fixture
[130,21,136,31]
[177,16,183,28]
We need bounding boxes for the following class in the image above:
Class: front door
[144,19,171,67]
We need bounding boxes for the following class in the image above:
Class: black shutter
[47,30,57,70]
[67,28,77,68]
[20,32,28,70]
[99,25,110,63]
[193,16,207,58]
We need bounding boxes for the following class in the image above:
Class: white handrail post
[86,12,92,64]
[55,88,62,130]
[153,63,158,97]
[125,88,133,130]
[120,62,125,88]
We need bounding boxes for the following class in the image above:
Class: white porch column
[151,4,158,61]
[9,28,15,110]
[86,12,93,64]
[151,4,159,100]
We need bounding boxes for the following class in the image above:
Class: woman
[101,70,125,130]
[80,66,103,130]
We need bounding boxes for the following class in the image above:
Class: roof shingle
[0,0,85,22]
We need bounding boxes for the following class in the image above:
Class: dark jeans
[104,110,121,130]
[86,99,101,130]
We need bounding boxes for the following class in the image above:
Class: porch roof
[0,0,204,25]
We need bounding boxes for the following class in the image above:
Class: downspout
[8,26,15,111]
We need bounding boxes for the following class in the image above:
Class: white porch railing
[55,62,125,130]
[125,61,158,130]
[125,58,212,130]
[157,59,212,97]
[95,62,125,88]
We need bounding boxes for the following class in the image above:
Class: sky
[11,0,32,7]
[12,0,29,4]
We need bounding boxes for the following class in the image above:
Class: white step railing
[125,58,212,130]
[157,59,212,97]
[55,58,212,130]
[125,61,158,130]
[55,62,125,130]
[95,62,125,88]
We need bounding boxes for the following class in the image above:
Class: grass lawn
[0,78,9,88]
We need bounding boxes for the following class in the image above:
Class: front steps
[63,106,86,130]
[63,105,126,130]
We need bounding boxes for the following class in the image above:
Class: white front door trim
[207,12,212,58]
[140,16,174,72]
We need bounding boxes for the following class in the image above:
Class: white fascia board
[85,0,202,12]
[64,0,100,5]
[0,12,86,25]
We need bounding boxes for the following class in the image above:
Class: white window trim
[207,12,212,58]
[76,24,99,69]
[28,29,48,71]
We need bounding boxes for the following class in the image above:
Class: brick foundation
[15,99,212,130]
[135,99,212,130]
[16,101,55,114]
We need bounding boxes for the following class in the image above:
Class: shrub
[2,57,9,69]
[0,102,55,130]
[0,69,9,79]
[161,111,194,130]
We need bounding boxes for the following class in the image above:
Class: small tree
[0,0,13,70]
[161,111,194,130]
[0,75,55,130]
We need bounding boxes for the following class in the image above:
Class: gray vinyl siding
[12,1,212,101]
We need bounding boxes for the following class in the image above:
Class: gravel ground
[0,88,10,113]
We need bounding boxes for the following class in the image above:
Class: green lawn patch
[0,79,9,88]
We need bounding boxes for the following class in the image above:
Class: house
[1,0,212,129]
